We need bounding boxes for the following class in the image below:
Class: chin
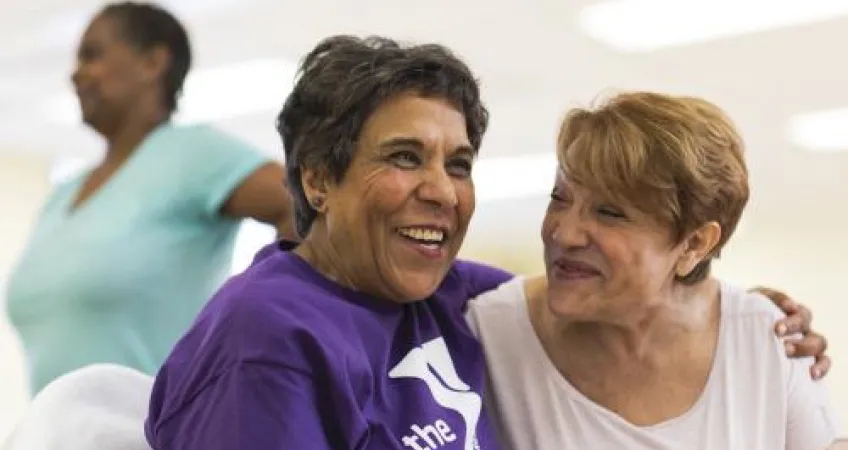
[393,271,445,303]
[546,288,597,320]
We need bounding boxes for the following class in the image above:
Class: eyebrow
[379,137,476,157]
[379,137,424,151]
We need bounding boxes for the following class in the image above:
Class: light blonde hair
[557,91,749,283]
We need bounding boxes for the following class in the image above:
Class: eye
[389,150,420,169]
[78,43,100,61]
[446,157,473,178]
[547,189,570,212]
[597,205,626,219]
[549,188,565,202]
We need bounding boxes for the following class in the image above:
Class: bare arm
[220,163,298,241]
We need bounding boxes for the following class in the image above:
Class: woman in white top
[466,92,843,450]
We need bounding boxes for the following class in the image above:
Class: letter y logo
[389,337,482,450]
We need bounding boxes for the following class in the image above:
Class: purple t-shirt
[145,241,513,449]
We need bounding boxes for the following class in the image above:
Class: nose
[417,164,458,209]
[548,208,590,249]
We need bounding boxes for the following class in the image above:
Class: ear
[139,44,170,84]
[675,221,722,278]
[300,165,331,213]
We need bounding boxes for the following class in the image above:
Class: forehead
[80,14,121,46]
[359,94,471,149]
[554,167,614,201]
[554,165,580,189]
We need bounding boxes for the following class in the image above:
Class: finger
[775,313,805,337]
[795,304,813,334]
[784,333,828,358]
[811,354,832,380]
[752,286,796,311]
[766,290,798,314]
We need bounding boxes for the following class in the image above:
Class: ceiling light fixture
[577,0,848,52]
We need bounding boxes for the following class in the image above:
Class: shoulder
[720,281,786,327]
[153,123,242,146]
[160,248,355,381]
[440,259,514,305]
[201,250,357,360]
[149,124,267,163]
[465,276,527,337]
[148,246,376,434]
[146,124,272,213]
[467,276,526,312]
[716,280,793,376]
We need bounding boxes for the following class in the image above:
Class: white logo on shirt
[389,337,482,450]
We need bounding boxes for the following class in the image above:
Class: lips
[395,224,454,260]
[552,257,601,280]
[74,82,97,101]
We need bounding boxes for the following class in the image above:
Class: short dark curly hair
[101,2,191,114]
[276,35,489,238]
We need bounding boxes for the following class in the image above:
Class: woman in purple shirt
[143,36,830,450]
[145,35,509,450]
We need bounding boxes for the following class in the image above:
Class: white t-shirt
[466,277,841,450]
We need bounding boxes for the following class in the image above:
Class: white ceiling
[2,0,848,239]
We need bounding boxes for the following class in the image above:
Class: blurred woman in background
[5,1,294,394]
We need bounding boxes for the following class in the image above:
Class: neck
[101,103,169,163]
[294,226,358,291]
[534,279,720,372]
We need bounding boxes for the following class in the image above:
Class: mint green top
[5,123,270,394]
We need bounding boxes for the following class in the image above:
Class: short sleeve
[453,260,514,298]
[785,356,841,450]
[175,126,271,219]
[146,363,344,450]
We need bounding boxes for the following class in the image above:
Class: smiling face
[301,93,476,303]
[539,92,749,324]
[541,168,692,323]
[71,13,165,133]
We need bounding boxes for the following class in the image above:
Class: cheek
[356,170,416,226]
[540,212,556,244]
[101,59,140,93]
[455,181,475,228]
[605,241,674,291]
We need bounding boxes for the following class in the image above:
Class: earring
[310,196,324,211]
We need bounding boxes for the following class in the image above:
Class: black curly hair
[276,35,489,238]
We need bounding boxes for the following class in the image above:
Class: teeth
[398,227,445,243]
